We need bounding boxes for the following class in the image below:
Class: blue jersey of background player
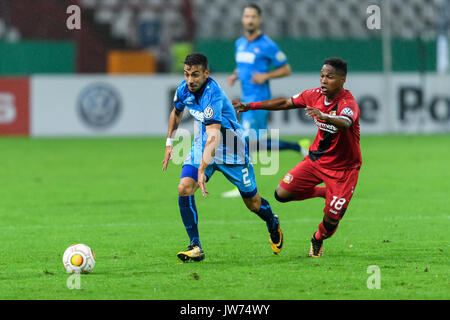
[223,3,310,198]
[162,53,283,262]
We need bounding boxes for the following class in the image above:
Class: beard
[244,24,259,34]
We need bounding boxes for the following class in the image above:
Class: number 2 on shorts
[242,168,251,185]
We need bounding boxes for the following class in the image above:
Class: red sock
[314,220,339,241]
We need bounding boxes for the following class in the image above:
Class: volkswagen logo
[204,106,214,120]
[77,83,121,129]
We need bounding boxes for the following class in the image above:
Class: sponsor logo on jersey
[283,173,293,184]
[183,96,195,106]
[189,109,204,122]
[341,107,354,117]
[204,106,214,120]
[314,118,338,134]
[236,51,256,64]
[187,105,215,123]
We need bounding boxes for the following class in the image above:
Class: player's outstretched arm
[162,108,183,171]
[232,97,296,113]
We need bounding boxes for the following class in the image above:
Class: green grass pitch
[0,135,448,300]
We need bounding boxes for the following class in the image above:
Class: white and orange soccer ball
[63,244,96,274]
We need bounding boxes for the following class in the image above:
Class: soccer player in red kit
[233,57,361,257]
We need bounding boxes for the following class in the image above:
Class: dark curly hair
[184,53,209,71]
[323,57,347,76]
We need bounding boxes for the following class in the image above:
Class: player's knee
[177,180,196,196]
[242,192,263,213]
[249,202,261,213]
[274,190,290,203]
[244,197,261,213]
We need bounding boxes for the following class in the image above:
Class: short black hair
[184,53,209,71]
[323,57,347,76]
[244,3,262,16]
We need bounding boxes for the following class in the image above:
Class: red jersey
[291,87,362,170]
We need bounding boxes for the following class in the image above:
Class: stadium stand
[78,0,444,42]
[0,0,448,73]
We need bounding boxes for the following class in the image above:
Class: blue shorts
[240,109,269,139]
[180,163,258,198]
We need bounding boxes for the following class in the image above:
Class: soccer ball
[63,243,96,274]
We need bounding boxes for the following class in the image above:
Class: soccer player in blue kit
[222,3,310,198]
[162,53,283,262]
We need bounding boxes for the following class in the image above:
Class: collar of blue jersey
[245,32,264,42]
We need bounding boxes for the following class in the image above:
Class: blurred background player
[234,57,361,258]
[162,53,283,262]
[222,3,310,198]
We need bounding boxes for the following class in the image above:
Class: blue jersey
[173,77,249,165]
[235,34,288,103]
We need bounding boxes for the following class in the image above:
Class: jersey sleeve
[173,86,186,111]
[291,89,316,108]
[202,87,223,125]
[265,41,288,68]
[338,99,360,124]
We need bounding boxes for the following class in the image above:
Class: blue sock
[254,197,277,231]
[178,195,201,249]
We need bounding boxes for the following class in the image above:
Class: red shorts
[279,157,360,220]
